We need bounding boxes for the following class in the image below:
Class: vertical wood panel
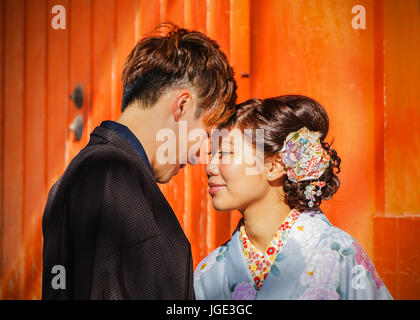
[373,0,385,217]
[184,0,209,268]
[161,0,184,26]
[2,0,25,299]
[113,0,137,121]
[230,0,250,103]
[136,0,161,39]
[184,0,206,33]
[380,0,420,300]
[250,0,376,257]
[23,0,47,299]
[68,0,91,162]
[373,216,398,297]
[383,0,420,215]
[46,0,69,190]
[229,0,250,234]
[90,0,114,132]
[0,0,5,300]
[206,0,232,253]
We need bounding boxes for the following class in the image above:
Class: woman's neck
[241,189,292,253]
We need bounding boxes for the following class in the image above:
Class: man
[42,23,237,299]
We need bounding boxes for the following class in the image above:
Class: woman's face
[206,128,270,212]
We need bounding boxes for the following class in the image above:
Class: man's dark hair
[121,22,237,127]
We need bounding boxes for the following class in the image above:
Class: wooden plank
[160,0,184,27]
[90,0,114,132]
[2,0,25,299]
[136,0,161,39]
[67,0,91,162]
[373,216,398,298]
[113,0,136,120]
[397,216,420,299]
[373,0,384,217]
[382,0,420,300]
[229,0,250,234]
[250,0,377,257]
[23,0,47,300]
[183,0,209,268]
[185,163,210,268]
[0,0,5,300]
[184,0,206,32]
[206,0,232,253]
[46,0,69,191]
[230,0,250,103]
[383,0,420,215]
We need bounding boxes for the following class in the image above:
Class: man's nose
[187,142,205,165]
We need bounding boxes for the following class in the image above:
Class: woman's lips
[208,183,226,196]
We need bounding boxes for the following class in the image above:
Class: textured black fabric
[42,126,195,300]
[99,120,153,173]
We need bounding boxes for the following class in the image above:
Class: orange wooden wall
[0,0,419,300]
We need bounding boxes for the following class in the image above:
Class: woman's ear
[267,154,286,182]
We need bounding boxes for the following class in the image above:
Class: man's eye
[218,151,232,157]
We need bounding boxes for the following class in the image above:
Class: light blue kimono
[194,209,393,300]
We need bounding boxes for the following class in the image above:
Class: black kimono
[42,125,195,299]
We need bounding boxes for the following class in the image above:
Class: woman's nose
[206,158,220,177]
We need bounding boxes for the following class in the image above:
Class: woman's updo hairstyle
[230,95,341,211]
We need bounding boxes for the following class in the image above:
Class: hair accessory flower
[304,181,326,207]
[280,127,330,183]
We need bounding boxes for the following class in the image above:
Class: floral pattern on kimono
[240,208,301,289]
[194,209,393,300]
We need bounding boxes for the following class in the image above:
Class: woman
[194,95,392,300]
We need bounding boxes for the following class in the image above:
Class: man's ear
[172,90,193,122]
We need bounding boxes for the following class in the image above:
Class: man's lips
[208,182,227,196]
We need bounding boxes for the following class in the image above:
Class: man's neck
[117,106,166,171]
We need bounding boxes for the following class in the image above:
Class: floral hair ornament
[280,127,331,207]
[304,180,326,207]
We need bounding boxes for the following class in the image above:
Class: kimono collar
[239,208,302,289]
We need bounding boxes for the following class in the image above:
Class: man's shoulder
[48,143,144,199]
[67,143,140,176]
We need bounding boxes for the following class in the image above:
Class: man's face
[154,96,210,184]
[174,109,209,174]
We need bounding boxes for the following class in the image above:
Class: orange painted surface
[383,0,420,215]
[251,0,378,258]
[2,0,25,299]
[372,0,420,300]
[0,0,419,300]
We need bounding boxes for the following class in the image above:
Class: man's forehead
[209,128,240,145]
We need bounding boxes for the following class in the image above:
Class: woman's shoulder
[290,210,357,256]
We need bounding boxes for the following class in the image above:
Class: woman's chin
[212,198,235,212]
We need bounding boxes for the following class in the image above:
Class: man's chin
[155,164,184,184]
